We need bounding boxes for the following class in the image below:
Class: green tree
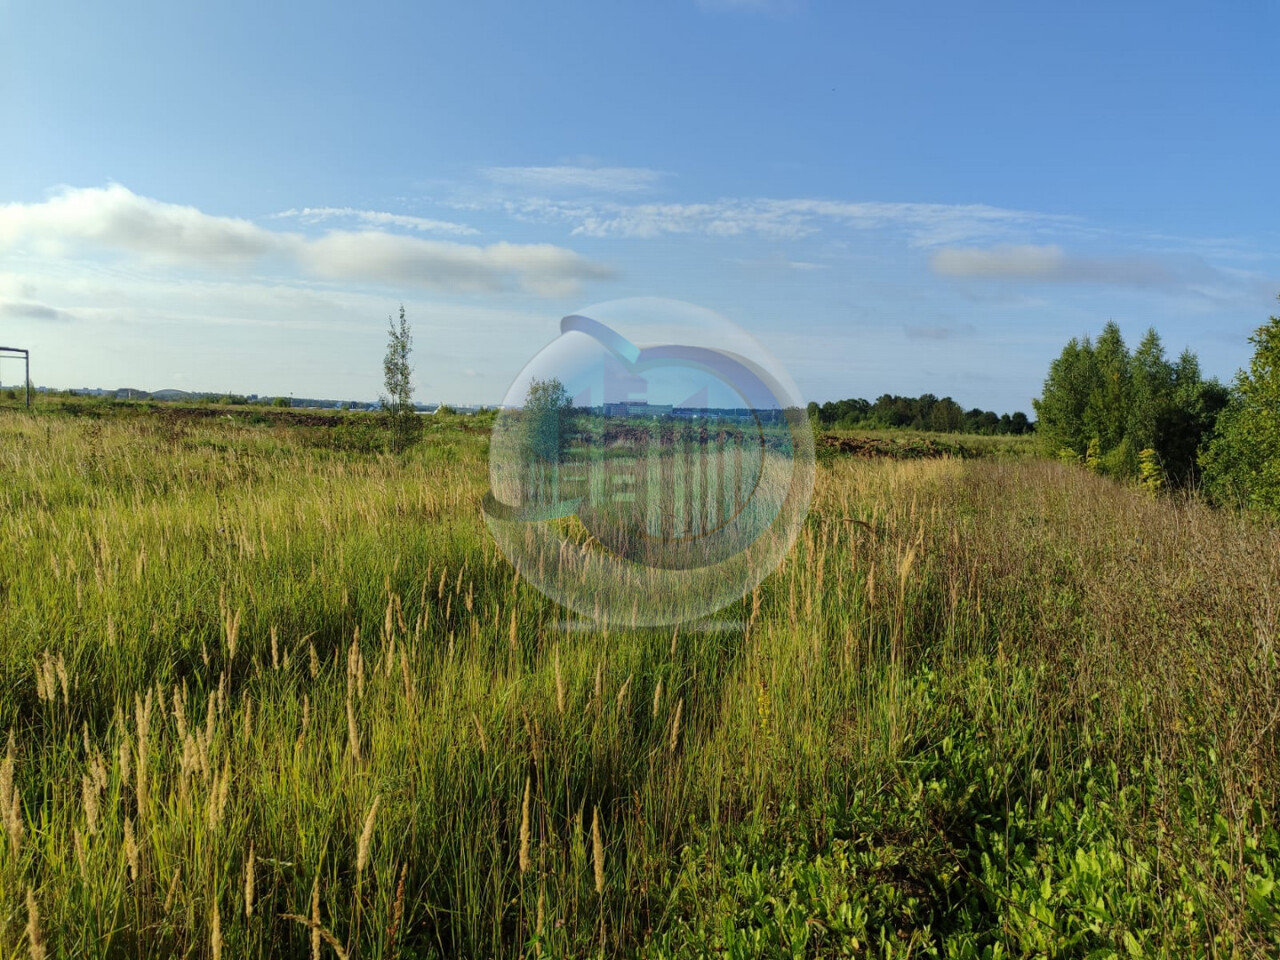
[1084,321,1130,458]
[1154,351,1227,488]
[1201,308,1280,514]
[1033,336,1098,457]
[1037,323,1217,486]
[521,377,572,464]
[381,304,420,453]
[1126,327,1173,454]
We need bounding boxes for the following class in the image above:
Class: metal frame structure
[0,347,31,408]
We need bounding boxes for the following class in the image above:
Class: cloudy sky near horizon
[2,1,1278,412]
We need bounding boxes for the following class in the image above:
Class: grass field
[1,403,1277,958]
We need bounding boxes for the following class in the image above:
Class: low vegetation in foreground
[0,408,1277,958]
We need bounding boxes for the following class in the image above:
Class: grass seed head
[519,775,532,873]
[591,804,605,894]
[357,795,380,875]
[244,841,256,917]
[26,887,45,960]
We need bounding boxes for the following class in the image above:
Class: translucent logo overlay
[483,298,814,627]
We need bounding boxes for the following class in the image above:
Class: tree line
[1033,322,1227,487]
[807,394,1034,435]
[1034,299,1280,515]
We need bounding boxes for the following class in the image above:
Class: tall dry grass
[0,408,1276,957]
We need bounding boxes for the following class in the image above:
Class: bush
[1035,323,1223,487]
[1201,309,1280,515]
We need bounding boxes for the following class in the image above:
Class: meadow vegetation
[0,402,1277,958]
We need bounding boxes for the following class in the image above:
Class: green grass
[0,407,1276,958]
[819,427,1040,462]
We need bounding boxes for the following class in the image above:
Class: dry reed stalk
[33,653,53,703]
[473,713,488,755]
[224,604,241,663]
[163,867,180,914]
[615,674,633,717]
[118,730,133,793]
[519,775,532,873]
[347,633,365,699]
[899,543,918,596]
[81,772,100,835]
[73,827,87,874]
[591,805,605,894]
[1,730,23,855]
[346,692,362,763]
[387,863,407,953]
[245,841,256,917]
[124,815,139,881]
[554,648,565,715]
[357,795,380,876]
[400,650,415,708]
[211,898,223,960]
[172,686,188,742]
[26,887,45,960]
[311,875,322,960]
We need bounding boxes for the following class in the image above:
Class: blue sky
[2,0,1278,412]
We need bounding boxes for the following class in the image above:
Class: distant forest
[807,394,1034,435]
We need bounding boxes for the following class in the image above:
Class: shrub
[1201,309,1280,515]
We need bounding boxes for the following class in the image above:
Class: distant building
[603,400,674,418]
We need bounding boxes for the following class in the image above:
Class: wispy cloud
[272,206,478,236]
[731,252,828,272]
[929,243,1213,287]
[0,185,614,297]
[496,195,1072,246]
[483,165,666,194]
[904,323,976,341]
[0,299,71,322]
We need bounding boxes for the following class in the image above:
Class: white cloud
[0,183,276,264]
[930,243,1206,287]
[483,165,666,194]
[0,185,613,297]
[0,260,567,399]
[298,231,615,296]
[272,206,479,236]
